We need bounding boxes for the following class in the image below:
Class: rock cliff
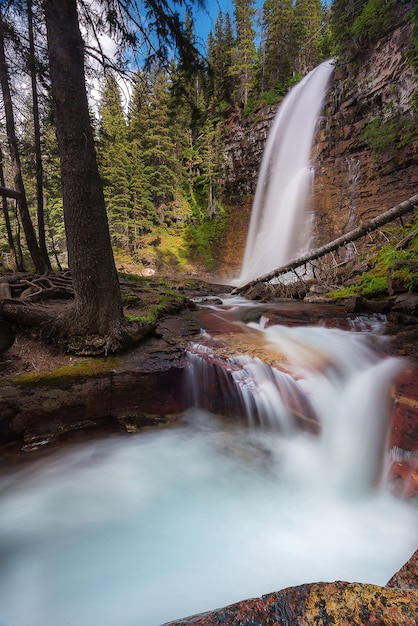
[216,4,418,279]
[313,13,417,246]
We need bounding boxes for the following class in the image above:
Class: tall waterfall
[239,60,334,285]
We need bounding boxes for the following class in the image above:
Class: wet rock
[392,293,418,318]
[345,295,391,314]
[388,261,418,296]
[387,367,418,497]
[387,550,418,590]
[161,580,418,626]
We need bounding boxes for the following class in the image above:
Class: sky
[191,0,333,48]
[192,0,236,48]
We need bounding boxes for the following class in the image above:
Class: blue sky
[192,0,236,48]
[192,0,332,50]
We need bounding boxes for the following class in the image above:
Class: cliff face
[313,17,417,246]
[216,8,418,279]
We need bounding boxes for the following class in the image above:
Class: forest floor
[0,274,230,383]
[1,271,417,384]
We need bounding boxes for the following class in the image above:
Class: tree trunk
[42,0,125,341]
[0,148,19,270]
[28,0,51,270]
[0,19,49,274]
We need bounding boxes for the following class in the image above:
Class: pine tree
[262,0,295,92]
[230,0,257,108]
[207,11,235,112]
[294,0,323,73]
[97,73,133,253]
[129,67,181,229]
[329,0,368,58]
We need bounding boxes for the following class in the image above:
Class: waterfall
[187,306,404,493]
[239,60,335,285]
[0,302,416,626]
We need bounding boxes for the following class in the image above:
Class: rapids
[0,301,416,626]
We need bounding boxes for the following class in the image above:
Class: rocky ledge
[162,551,418,626]
[0,296,417,497]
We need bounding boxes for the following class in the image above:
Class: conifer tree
[294,0,323,73]
[230,0,257,108]
[129,67,181,228]
[262,0,295,92]
[127,73,155,236]
[97,73,133,252]
[329,0,367,58]
[207,11,234,112]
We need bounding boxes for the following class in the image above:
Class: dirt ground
[1,271,417,385]
[0,276,229,383]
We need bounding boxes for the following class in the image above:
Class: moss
[13,357,122,388]
[121,294,141,306]
[360,113,418,155]
[327,217,418,300]
[327,285,361,300]
[185,214,227,269]
[393,264,418,291]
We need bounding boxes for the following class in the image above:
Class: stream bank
[0,285,417,501]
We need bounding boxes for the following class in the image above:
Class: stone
[161,580,418,626]
[392,293,418,317]
[387,550,418,590]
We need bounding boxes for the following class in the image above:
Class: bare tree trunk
[237,194,418,292]
[0,146,19,270]
[27,0,51,270]
[0,19,49,274]
[42,0,125,344]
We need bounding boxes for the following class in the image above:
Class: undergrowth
[327,216,418,299]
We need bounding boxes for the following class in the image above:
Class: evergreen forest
[0,0,417,278]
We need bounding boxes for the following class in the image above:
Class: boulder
[161,552,418,626]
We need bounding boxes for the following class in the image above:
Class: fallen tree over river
[235,193,418,294]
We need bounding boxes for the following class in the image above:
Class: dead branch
[0,186,22,200]
[236,193,418,293]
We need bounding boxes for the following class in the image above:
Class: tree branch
[236,194,418,293]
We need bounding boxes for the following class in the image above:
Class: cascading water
[0,302,416,626]
[0,63,416,626]
[239,60,335,285]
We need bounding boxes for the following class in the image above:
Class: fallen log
[236,193,418,293]
[0,186,22,200]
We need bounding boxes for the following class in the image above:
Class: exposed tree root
[0,271,156,356]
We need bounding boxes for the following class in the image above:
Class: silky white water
[239,60,334,285]
[0,314,416,626]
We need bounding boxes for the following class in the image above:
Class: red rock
[387,550,418,590]
[388,367,418,496]
[161,580,418,626]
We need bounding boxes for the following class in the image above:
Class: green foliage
[393,264,418,291]
[121,294,141,306]
[358,272,388,297]
[351,0,395,42]
[359,113,418,155]
[407,4,418,71]
[328,217,418,299]
[329,0,368,58]
[230,0,257,108]
[185,214,226,269]
[407,4,418,110]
